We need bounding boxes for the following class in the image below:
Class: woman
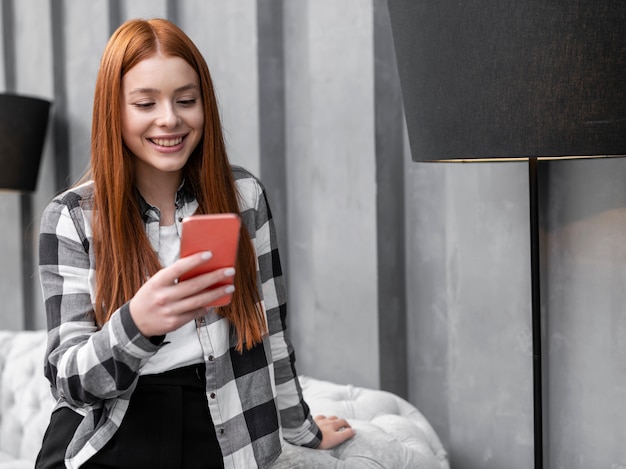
[36,18,354,469]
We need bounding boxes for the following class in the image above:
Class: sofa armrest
[272,376,449,469]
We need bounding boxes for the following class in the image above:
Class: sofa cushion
[0,330,54,466]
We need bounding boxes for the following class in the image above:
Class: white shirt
[140,223,204,375]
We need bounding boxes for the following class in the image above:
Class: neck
[135,171,182,226]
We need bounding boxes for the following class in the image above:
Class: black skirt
[36,363,224,469]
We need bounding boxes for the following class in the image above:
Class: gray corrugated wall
[2,1,626,468]
[0,0,389,389]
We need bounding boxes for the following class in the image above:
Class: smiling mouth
[150,137,184,147]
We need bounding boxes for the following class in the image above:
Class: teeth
[151,137,183,147]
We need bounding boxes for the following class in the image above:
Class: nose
[156,103,179,128]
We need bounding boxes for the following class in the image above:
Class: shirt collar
[136,179,195,224]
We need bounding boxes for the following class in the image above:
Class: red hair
[91,18,265,351]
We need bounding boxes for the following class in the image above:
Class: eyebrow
[128,83,199,96]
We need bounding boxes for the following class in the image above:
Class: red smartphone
[179,213,241,307]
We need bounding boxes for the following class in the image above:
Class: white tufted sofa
[0,330,449,468]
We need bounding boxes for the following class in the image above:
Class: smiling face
[120,53,204,183]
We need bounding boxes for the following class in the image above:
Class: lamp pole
[528,157,544,469]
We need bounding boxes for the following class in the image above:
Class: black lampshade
[387,0,626,161]
[0,93,51,192]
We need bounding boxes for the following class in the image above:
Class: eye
[178,98,197,107]
[132,102,155,110]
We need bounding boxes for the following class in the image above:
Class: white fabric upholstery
[0,330,449,468]
[275,377,450,468]
[0,331,54,469]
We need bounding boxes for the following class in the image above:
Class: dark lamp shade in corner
[387,0,626,162]
[0,93,51,192]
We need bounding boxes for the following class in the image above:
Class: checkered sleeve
[38,187,160,407]
[235,168,323,448]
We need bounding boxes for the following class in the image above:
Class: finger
[317,415,340,424]
[337,419,352,430]
[175,282,236,313]
[335,426,355,442]
[330,418,349,431]
[314,415,351,432]
[317,421,356,449]
[175,267,236,299]
[156,251,214,286]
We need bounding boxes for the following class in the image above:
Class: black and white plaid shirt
[39,166,321,468]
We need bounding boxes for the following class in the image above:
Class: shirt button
[208,355,214,361]
[210,392,216,399]
[178,217,183,222]
[219,429,225,435]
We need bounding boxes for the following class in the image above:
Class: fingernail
[224,268,235,277]
[201,251,213,260]
[225,285,235,293]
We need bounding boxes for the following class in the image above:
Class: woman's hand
[129,251,235,337]
[314,415,355,450]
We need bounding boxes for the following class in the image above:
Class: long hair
[91,18,265,351]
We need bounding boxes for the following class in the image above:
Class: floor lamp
[387,1,626,468]
[0,93,51,328]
